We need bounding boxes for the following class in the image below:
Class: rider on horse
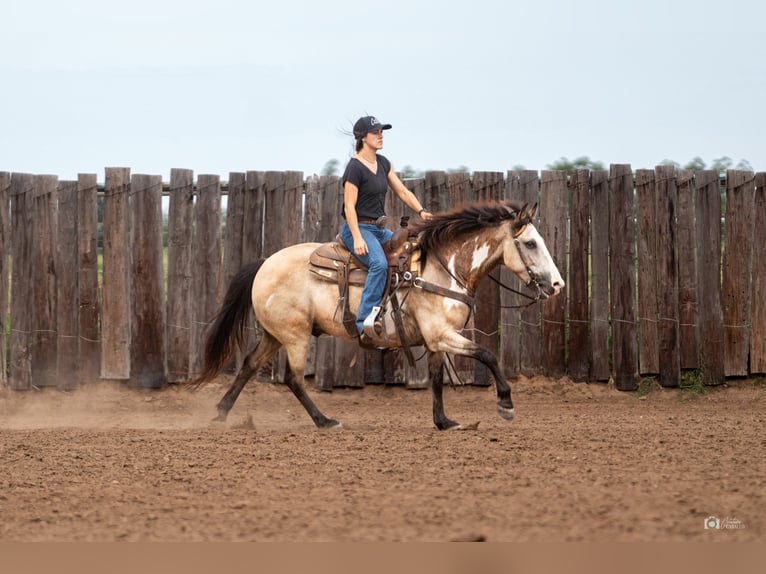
[339,115,432,341]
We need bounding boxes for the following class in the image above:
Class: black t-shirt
[341,155,392,220]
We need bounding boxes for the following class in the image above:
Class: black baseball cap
[353,116,392,138]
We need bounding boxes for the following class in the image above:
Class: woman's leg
[339,224,391,334]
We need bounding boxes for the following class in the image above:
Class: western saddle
[307,217,421,356]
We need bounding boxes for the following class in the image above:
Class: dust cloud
[0,380,226,431]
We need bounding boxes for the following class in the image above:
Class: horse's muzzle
[536,280,563,298]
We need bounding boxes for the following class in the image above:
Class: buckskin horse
[194,200,564,430]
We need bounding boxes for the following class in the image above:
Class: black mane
[410,200,529,254]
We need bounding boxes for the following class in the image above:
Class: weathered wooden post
[608,164,638,391]
[57,180,79,390]
[540,170,567,378]
[78,173,100,383]
[567,169,590,381]
[192,174,222,375]
[166,168,195,382]
[101,167,131,380]
[694,170,725,385]
[0,172,10,387]
[130,173,166,388]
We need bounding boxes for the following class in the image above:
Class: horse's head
[503,203,565,298]
[411,200,565,299]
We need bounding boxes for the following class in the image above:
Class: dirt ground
[0,375,764,542]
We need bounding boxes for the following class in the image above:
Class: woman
[340,115,431,339]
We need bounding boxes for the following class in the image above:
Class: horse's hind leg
[283,368,340,429]
[214,331,282,422]
[282,340,341,429]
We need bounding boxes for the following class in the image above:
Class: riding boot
[358,332,376,348]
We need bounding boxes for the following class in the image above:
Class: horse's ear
[518,203,529,220]
[528,203,538,219]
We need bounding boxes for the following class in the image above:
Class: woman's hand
[354,237,369,256]
[420,210,433,221]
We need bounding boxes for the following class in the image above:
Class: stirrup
[362,306,384,338]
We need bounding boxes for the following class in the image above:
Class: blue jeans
[340,223,393,334]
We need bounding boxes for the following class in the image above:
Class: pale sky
[2,0,764,181]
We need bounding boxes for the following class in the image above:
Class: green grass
[635,371,709,400]
[678,368,707,400]
[636,376,658,398]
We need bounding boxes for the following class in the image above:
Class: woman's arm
[387,169,432,219]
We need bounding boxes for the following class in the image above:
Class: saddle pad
[308,266,368,286]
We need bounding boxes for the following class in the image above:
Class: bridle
[423,224,544,310]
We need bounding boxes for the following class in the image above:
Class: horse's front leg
[474,346,514,420]
[428,351,460,430]
[436,331,514,422]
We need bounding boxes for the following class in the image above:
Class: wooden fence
[1,166,765,392]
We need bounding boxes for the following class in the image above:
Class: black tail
[194,260,265,383]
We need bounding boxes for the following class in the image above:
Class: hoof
[211,411,228,425]
[446,421,480,431]
[435,419,460,431]
[456,421,481,431]
[497,404,515,421]
[318,419,342,429]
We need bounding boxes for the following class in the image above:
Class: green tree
[710,156,733,172]
[321,159,339,176]
[400,165,423,179]
[546,156,605,172]
[660,157,753,172]
[683,157,706,170]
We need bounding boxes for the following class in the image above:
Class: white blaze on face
[517,225,565,295]
[471,242,490,271]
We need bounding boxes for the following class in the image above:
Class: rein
[486,274,542,309]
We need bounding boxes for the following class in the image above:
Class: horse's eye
[524,240,536,249]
